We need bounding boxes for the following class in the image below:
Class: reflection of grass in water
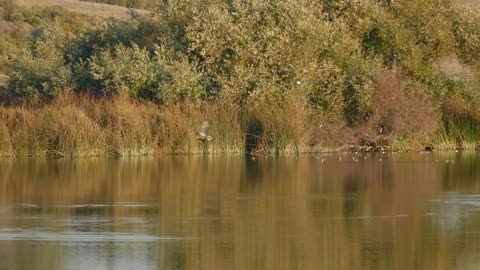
[436,150,480,190]
[2,154,480,269]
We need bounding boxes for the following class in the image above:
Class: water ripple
[0,229,196,242]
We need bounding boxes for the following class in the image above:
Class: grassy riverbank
[0,88,478,158]
[0,91,310,157]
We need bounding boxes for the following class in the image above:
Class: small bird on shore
[196,121,212,142]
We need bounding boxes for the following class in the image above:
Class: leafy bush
[4,0,480,150]
[0,1,101,73]
[453,9,480,66]
[89,44,156,97]
[88,44,205,104]
[185,0,380,122]
[9,24,71,99]
[368,70,439,139]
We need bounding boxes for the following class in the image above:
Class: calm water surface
[1,152,480,270]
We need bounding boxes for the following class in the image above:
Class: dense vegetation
[1,0,480,157]
[0,1,101,74]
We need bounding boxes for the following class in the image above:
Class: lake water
[1,152,480,270]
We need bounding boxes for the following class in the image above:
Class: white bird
[196,121,212,142]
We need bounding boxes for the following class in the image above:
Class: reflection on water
[1,152,480,270]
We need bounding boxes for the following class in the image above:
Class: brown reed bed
[0,82,478,158]
[0,91,314,157]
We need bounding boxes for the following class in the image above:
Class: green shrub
[0,1,101,73]
[88,44,205,103]
[89,43,156,97]
[453,9,480,66]
[3,0,480,151]
[9,24,71,99]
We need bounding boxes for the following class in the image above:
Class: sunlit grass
[0,92,313,157]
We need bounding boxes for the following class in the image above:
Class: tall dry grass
[437,97,480,149]
[1,72,476,158]
[0,91,311,157]
[245,96,309,154]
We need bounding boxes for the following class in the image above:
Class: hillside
[0,1,104,75]
[14,0,148,19]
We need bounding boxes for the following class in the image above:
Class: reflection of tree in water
[162,245,186,270]
[245,157,263,179]
[2,154,480,269]
[342,174,359,219]
[378,155,395,191]
[240,156,263,193]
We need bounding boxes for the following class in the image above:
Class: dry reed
[0,91,310,157]
[437,97,480,149]
[0,79,476,158]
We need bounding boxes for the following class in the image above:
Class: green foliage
[4,0,480,147]
[89,44,155,97]
[0,1,101,74]
[88,44,205,103]
[453,9,480,66]
[185,0,380,122]
[9,24,71,99]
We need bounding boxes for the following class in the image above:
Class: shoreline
[0,143,476,159]
[0,93,478,159]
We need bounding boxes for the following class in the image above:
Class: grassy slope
[1,0,148,84]
[14,0,149,19]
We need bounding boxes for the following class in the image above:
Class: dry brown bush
[308,123,356,149]
[307,70,440,150]
[359,70,439,148]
